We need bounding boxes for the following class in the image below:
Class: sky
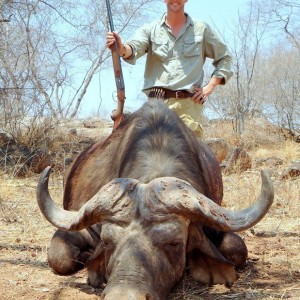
[81,0,249,119]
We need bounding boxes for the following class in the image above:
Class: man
[106,0,233,138]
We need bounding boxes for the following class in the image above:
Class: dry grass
[254,140,300,162]
[204,117,296,150]
[0,118,300,299]
[281,140,300,162]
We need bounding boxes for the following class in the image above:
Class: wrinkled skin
[87,217,190,300]
[38,101,273,300]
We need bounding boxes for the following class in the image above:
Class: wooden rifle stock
[110,45,125,129]
[105,0,125,130]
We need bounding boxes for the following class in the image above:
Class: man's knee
[182,116,204,139]
[193,126,204,139]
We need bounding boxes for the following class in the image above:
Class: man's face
[164,0,187,12]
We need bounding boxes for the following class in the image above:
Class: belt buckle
[175,91,183,99]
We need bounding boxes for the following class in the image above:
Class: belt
[148,88,195,100]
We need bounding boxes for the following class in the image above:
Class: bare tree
[208,1,271,135]
[0,0,159,125]
[268,0,300,50]
[256,0,300,135]
[259,44,300,136]
[207,0,299,137]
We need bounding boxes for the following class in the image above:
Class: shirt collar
[160,13,194,27]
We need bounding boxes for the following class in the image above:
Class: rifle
[105,0,125,130]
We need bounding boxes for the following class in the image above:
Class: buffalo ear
[86,242,107,288]
[218,232,248,268]
[87,259,106,288]
[187,223,238,286]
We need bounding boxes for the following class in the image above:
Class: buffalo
[37,100,273,300]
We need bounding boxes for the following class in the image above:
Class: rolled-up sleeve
[123,24,151,65]
[203,24,233,84]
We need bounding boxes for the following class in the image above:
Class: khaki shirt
[124,13,233,93]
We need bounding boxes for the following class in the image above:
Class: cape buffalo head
[37,167,273,300]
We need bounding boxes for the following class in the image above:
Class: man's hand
[192,77,223,104]
[106,31,123,52]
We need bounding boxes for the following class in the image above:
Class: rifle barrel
[105,0,115,32]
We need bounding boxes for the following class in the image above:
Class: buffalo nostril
[145,293,152,300]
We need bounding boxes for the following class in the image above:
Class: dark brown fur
[63,101,222,210]
[48,101,247,299]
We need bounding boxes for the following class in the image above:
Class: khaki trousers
[164,97,204,139]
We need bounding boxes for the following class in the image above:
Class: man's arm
[191,24,233,104]
[106,23,150,63]
[106,31,132,58]
[203,24,233,84]
[192,77,223,104]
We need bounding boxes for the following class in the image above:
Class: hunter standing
[106,0,233,139]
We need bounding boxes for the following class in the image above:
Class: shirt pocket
[151,37,169,60]
[183,35,203,57]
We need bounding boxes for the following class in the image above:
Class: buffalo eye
[163,242,184,267]
[164,242,183,252]
[168,242,181,248]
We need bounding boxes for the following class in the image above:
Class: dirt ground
[0,171,299,300]
[0,128,299,299]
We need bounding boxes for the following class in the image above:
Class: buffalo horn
[36,166,139,231]
[148,170,273,232]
